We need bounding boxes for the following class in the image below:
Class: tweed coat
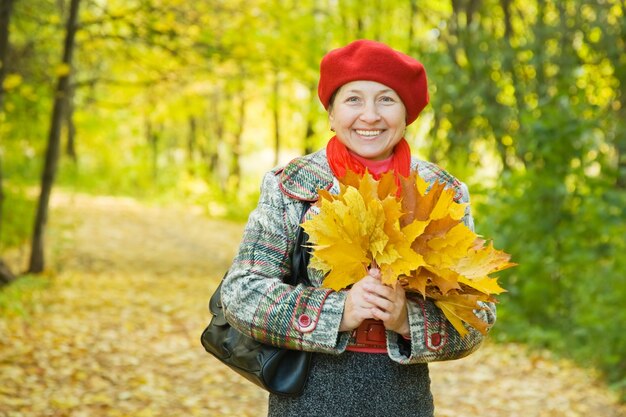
[221,148,496,365]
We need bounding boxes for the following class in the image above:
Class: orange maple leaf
[303,170,515,336]
[301,172,425,291]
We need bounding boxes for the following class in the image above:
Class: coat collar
[277,149,334,202]
[276,148,463,202]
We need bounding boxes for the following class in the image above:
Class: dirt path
[1,193,624,417]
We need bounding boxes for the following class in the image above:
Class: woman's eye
[345,96,360,103]
[380,96,395,103]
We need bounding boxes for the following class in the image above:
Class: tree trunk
[0,259,15,286]
[534,0,548,99]
[0,0,14,285]
[0,163,12,285]
[272,69,281,167]
[614,5,626,189]
[145,119,160,181]
[204,86,222,180]
[615,80,626,188]
[371,0,381,40]
[617,120,626,190]
[408,0,418,50]
[500,0,512,39]
[356,11,364,38]
[230,91,245,193]
[65,75,77,162]
[209,115,222,179]
[303,121,315,156]
[187,116,196,175]
[303,83,317,155]
[466,0,481,28]
[29,0,81,273]
[497,0,526,169]
[0,0,15,248]
[0,0,12,111]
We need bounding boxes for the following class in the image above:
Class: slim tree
[65,74,77,162]
[29,0,81,273]
[0,0,15,285]
[230,72,246,193]
[0,0,12,110]
[271,68,281,167]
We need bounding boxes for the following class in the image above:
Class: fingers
[364,291,395,312]
[340,270,409,333]
[370,306,391,321]
[363,280,404,304]
[368,268,381,279]
[339,279,377,331]
[362,280,408,334]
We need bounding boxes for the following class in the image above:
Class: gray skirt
[268,351,434,417]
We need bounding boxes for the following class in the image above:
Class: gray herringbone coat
[221,149,495,365]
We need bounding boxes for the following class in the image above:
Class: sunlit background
[1,0,625,413]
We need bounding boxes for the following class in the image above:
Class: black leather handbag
[200,205,312,397]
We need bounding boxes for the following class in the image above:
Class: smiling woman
[328,80,407,161]
[216,39,495,417]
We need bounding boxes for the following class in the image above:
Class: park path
[0,192,624,417]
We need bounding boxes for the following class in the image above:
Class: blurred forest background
[1,0,625,404]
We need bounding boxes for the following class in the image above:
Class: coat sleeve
[386,180,497,364]
[220,171,349,354]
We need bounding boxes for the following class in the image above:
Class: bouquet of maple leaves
[301,170,516,337]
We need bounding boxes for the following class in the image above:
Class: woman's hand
[339,268,410,337]
[338,272,379,332]
[366,271,410,337]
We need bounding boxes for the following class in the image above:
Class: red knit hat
[318,39,429,125]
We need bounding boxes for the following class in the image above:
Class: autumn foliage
[301,171,516,337]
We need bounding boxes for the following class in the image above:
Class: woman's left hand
[365,269,410,337]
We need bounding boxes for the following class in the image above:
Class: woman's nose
[359,101,381,123]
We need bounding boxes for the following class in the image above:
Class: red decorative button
[431,333,442,347]
[298,314,311,328]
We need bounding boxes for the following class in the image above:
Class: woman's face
[329,80,407,161]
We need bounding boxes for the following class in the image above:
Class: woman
[221,39,496,417]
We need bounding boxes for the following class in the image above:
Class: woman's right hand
[338,269,381,332]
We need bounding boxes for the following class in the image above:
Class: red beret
[318,39,429,125]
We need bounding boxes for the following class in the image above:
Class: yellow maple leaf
[400,173,467,223]
[435,300,471,337]
[432,292,492,336]
[310,242,369,291]
[427,223,476,253]
[426,267,463,295]
[302,172,424,291]
[303,170,515,336]
[452,241,517,279]
[457,276,507,295]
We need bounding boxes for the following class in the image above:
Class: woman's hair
[327,90,338,111]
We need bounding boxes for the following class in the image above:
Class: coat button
[298,314,311,327]
[431,333,442,347]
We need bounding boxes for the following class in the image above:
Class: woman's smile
[355,129,384,138]
[329,80,406,161]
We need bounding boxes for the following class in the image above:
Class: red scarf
[326,136,411,188]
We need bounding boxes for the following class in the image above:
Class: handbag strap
[288,202,312,287]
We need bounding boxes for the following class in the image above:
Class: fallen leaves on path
[430,343,625,417]
[0,192,624,417]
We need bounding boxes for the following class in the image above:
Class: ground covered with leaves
[1,193,624,417]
